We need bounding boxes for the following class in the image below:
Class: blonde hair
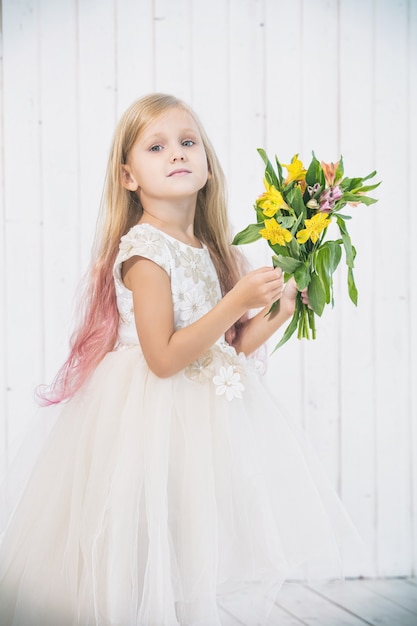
[38,93,246,404]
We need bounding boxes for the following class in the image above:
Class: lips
[168,168,191,177]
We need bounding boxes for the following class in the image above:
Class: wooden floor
[221,578,417,625]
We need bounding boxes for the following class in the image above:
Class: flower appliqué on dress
[213,365,244,401]
[184,342,265,402]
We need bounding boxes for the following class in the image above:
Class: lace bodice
[113,223,265,400]
[113,223,222,346]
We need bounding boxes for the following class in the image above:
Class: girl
[0,94,361,626]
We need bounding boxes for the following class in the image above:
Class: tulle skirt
[0,345,364,625]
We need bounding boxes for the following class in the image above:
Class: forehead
[141,107,200,138]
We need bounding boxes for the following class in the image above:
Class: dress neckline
[132,222,206,251]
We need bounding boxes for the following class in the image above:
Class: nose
[170,147,186,162]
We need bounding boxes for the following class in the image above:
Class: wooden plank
[263,0,305,423]
[0,2,6,470]
[372,0,411,577]
[267,603,307,626]
[219,607,246,626]
[37,0,80,382]
[294,0,341,491]
[77,0,118,268]
[115,0,154,114]
[337,0,377,578]
[274,583,372,626]
[310,580,417,626]
[408,0,417,578]
[361,578,417,614]
[188,0,231,182]
[153,0,192,101]
[2,0,44,455]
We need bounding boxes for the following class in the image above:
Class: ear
[120,165,139,191]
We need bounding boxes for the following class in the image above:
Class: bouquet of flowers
[232,149,380,350]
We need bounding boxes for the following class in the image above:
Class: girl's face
[122,107,209,207]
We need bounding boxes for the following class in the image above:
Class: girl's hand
[231,267,284,311]
[280,277,309,315]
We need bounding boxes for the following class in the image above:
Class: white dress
[0,224,363,626]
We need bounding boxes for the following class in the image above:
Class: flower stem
[307,308,316,340]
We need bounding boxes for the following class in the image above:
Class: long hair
[38,94,246,405]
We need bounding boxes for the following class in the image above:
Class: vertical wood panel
[153,0,192,101]
[407,0,417,577]
[77,0,118,269]
[263,0,304,424]
[38,0,80,381]
[298,0,342,489]
[338,0,377,577]
[0,0,7,470]
[373,0,411,576]
[2,0,43,456]
[228,0,266,259]
[115,0,154,114]
[189,0,231,180]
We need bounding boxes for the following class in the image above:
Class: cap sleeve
[113,225,172,285]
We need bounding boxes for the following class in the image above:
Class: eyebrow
[143,128,199,143]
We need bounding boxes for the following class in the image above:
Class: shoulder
[114,224,173,277]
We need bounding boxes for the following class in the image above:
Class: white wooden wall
[0,0,416,578]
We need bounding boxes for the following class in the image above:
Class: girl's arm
[233,278,307,356]
[124,256,284,377]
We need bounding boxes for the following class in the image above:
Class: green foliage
[232,149,380,349]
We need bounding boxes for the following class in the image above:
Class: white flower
[179,289,208,323]
[172,279,192,305]
[213,366,244,401]
[179,248,206,283]
[203,277,221,306]
[184,351,214,382]
[119,228,164,259]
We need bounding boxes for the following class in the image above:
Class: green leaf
[336,217,355,268]
[351,182,381,194]
[340,192,378,206]
[232,223,262,245]
[287,185,307,219]
[257,148,280,189]
[287,235,301,258]
[272,303,301,351]
[275,155,284,186]
[305,152,322,187]
[335,156,344,181]
[273,254,302,274]
[348,267,358,305]
[308,272,326,316]
[317,240,342,275]
[341,176,363,191]
[362,169,378,182]
[294,262,311,290]
[276,215,296,229]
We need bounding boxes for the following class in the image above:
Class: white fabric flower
[179,248,206,283]
[119,228,164,260]
[179,289,208,323]
[213,366,244,401]
[172,279,192,305]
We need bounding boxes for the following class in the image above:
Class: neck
[139,198,199,246]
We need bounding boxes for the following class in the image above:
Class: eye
[150,144,163,152]
[182,140,195,147]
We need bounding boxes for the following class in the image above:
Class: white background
[0,0,416,578]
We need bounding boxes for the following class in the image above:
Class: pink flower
[318,185,343,212]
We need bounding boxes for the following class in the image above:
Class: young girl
[0,94,361,626]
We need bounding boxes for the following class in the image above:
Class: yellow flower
[259,219,293,246]
[296,213,332,244]
[257,180,289,217]
[282,155,307,184]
